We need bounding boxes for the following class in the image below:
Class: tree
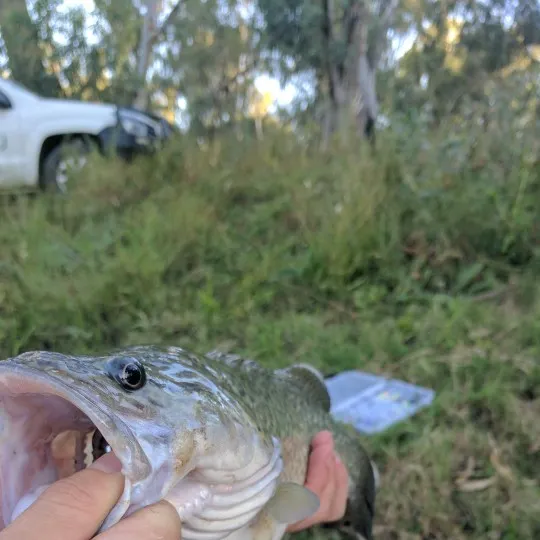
[386,0,540,126]
[0,0,63,96]
[258,0,399,145]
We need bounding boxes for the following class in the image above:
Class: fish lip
[0,364,150,526]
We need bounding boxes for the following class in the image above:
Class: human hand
[287,431,349,533]
[0,453,182,540]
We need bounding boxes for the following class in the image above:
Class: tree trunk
[132,0,182,111]
[0,0,62,96]
[320,0,397,145]
[133,0,159,110]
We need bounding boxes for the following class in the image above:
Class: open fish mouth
[0,369,145,531]
[0,366,288,540]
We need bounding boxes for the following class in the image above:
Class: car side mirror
[0,94,12,110]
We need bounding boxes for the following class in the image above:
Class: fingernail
[335,454,342,466]
[314,431,333,446]
[89,452,123,473]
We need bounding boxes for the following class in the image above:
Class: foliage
[0,0,263,127]
[385,0,540,123]
[1,0,539,137]
[1,110,540,536]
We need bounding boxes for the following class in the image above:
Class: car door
[0,88,26,187]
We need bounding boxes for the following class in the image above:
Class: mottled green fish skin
[201,350,376,540]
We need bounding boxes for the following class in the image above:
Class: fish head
[0,346,318,539]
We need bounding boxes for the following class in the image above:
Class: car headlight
[117,108,170,146]
[120,116,150,138]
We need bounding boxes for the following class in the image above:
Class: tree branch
[149,0,183,46]
[379,0,399,27]
[134,0,182,109]
[371,0,399,67]
[322,0,340,103]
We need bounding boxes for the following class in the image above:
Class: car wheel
[40,138,94,193]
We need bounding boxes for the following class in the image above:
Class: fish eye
[106,357,147,391]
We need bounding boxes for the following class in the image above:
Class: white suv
[0,78,174,192]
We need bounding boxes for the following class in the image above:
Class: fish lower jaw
[170,437,284,540]
[9,451,129,527]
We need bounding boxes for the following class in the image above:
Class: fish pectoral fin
[265,482,320,525]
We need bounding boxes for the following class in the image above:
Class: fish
[0,345,378,540]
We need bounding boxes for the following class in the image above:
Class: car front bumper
[97,108,176,160]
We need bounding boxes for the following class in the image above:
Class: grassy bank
[0,124,539,538]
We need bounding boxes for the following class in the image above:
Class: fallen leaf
[456,477,497,492]
[455,456,476,484]
[529,443,540,454]
[488,436,514,483]
[468,327,491,340]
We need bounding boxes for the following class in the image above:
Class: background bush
[1,117,539,538]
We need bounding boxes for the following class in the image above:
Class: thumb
[1,454,124,540]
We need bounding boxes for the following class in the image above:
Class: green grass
[1,123,539,538]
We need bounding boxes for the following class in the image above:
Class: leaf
[526,44,540,63]
[456,477,496,492]
[488,435,514,483]
[454,263,484,293]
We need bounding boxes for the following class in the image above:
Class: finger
[287,452,336,532]
[327,455,349,522]
[2,453,124,540]
[302,435,334,493]
[310,431,334,451]
[305,454,337,519]
[96,501,181,540]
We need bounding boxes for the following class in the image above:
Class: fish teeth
[83,429,95,468]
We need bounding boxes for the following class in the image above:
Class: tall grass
[0,118,539,538]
